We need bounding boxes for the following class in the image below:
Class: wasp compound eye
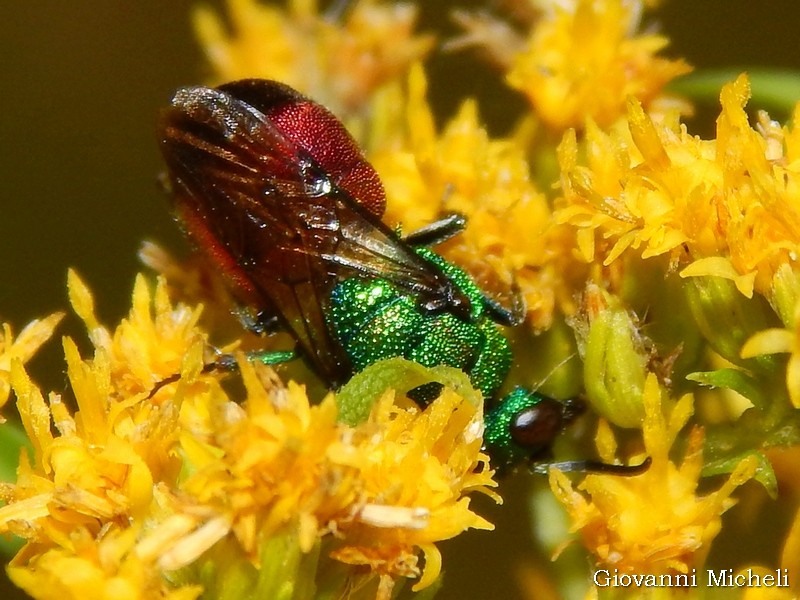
[509,398,565,449]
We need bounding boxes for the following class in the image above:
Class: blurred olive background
[3,1,800,599]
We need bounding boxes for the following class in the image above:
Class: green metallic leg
[212,349,298,371]
[147,349,298,399]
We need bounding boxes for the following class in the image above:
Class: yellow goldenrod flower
[550,374,757,576]
[0,273,201,541]
[558,74,800,300]
[193,0,433,117]
[0,312,63,412]
[67,269,209,399]
[447,9,527,71]
[0,273,497,599]
[502,0,691,131]
[174,359,496,596]
[7,525,203,600]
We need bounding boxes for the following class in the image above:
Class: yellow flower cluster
[486,0,692,130]
[558,75,800,299]
[0,274,496,600]
[551,374,756,574]
[178,363,495,594]
[188,0,695,334]
[193,0,433,117]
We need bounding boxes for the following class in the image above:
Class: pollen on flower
[549,374,757,575]
[7,525,203,600]
[0,273,208,535]
[0,273,223,599]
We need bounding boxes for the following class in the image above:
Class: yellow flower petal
[373,65,580,330]
[681,257,756,298]
[0,313,63,411]
[741,329,795,357]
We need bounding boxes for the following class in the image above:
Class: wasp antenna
[528,352,579,392]
[530,456,652,476]
[146,373,182,400]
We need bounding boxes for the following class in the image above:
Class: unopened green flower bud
[769,263,800,328]
[684,276,778,369]
[581,287,647,428]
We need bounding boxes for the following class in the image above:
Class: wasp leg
[405,215,527,326]
[146,348,298,399]
[530,456,652,476]
[406,381,445,406]
[403,213,467,247]
[212,349,297,371]
[482,287,526,327]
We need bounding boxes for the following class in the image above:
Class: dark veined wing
[158,80,472,387]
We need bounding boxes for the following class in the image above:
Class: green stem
[671,68,800,116]
[0,421,31,557]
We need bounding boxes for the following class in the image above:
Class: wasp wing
[159,82,469,386]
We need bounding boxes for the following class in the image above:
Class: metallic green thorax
[328,247,512,399]
[328,246,563,470]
